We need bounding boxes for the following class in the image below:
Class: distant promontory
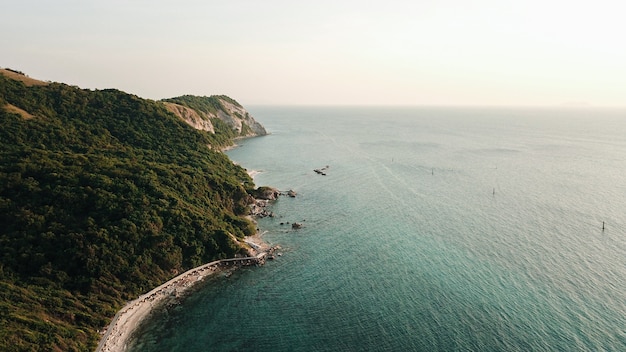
[163,95,267,137]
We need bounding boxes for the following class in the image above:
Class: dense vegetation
[0,71,262,351]
[163,94,242,116]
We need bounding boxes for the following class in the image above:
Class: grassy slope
[0,68,48,87]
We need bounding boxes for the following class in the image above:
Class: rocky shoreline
[250,186,297,219]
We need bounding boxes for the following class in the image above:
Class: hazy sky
[2,0,625,106]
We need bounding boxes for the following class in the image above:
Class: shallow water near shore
[130,106,626,351]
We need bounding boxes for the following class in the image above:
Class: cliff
[162,95,267,138]
[162,101,215,133]
[0,68,267,351]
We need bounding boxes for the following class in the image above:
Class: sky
[2,0,625,106]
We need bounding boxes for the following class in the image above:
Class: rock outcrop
[254,186,281,200]
[249,199,274,218]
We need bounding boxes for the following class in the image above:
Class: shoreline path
[96,237,275,352]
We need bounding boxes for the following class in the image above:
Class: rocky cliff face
[163,102,215,133]
[217,99,267,136]
[163,95,267,137]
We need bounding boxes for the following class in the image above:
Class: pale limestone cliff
[162,96,267,137]
[163,102,215,133]
[218,99,267,136]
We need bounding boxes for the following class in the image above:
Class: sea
[129,107,626,351]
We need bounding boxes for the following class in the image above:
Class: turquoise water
[130,107,626,351]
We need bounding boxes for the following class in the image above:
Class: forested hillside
[0,69,264,351]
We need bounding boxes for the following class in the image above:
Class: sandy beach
[95,234,273,352]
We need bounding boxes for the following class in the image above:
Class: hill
[0,68,267,351]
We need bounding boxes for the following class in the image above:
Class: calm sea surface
[130,107,626,351]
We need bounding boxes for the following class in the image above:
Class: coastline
[95,234,274,352]
[96,141,273,352]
